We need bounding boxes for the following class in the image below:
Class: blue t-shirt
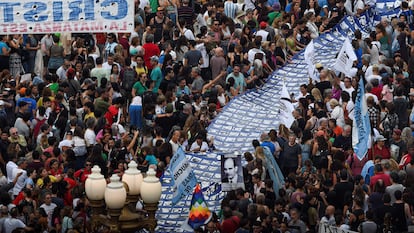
[261,141,276,155]
[145,154,158,165]
[0,41,10,55]
[176,86,191,97]
[318,0,328,16]
[17,97,37,119]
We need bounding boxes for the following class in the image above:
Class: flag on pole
[187,183,212,229]
[279,82,295,128]
[304,40,319,81]
[333,38,357,77]
[352,78,371,160]
[168,147,198,205]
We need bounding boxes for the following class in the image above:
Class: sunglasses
[85,163,92,167]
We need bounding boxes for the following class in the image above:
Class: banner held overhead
[0,0,134,34]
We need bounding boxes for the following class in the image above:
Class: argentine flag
[352,78,371,160]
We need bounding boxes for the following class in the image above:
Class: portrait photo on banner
[221,154,244,192]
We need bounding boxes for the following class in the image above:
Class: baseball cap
[315,63,323,69]
[273,2,281,11]
[150,55,159,63]
[393,129,401,136]
[376,135,387,141]
[259,21,267,29]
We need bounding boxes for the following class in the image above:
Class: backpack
[122,68,137,91]
[33,117,47,141]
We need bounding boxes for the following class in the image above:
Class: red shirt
[370,172,391,189]
[399,153,412,169]
[104,105,119,126]
[95,33,106,45]
[74,168,92,184]
[142,43,160,69]
[371,87,382,100]
[221,216,240,233]
[367,145,391,160]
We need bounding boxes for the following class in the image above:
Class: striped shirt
[224,1,238,19]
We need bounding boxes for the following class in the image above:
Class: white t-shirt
[365,74,382,85]
[183,28,195,41]
[131,96,142,106]
[11,168,27,196]
[6,161,18,183]
[3,218,26,233]
[190,141,209,152]
[84,128,96,147]
[40,203,57,227]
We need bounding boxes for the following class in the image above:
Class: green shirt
[150,0,158,13]
[151,66,163,93]
[49,83,59,94]
[94,97,110,115]
[133,81,148,96]
[268,12,281,25]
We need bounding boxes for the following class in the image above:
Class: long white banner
[319,223,358,233]
[0,0,134,34]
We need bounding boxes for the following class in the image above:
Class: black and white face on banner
[221,154,244,191]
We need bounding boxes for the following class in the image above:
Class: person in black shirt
[315,69,332,96]
[333,169,354,211]
[315,101,327,119]
[374,193,393,226]
[332,125,352,153]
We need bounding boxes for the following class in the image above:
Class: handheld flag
[304,40,319,81]
[168,147,198,205]
[333,38,357,77]
[279,82,295,128]
[262,147,285,198]
[352,78,371,160]
[187,183,212,229]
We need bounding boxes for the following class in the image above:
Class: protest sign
[0,0,134,34]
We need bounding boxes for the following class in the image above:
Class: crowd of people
[0,0,413,232]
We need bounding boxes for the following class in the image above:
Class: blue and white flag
[168,147,198,205]
[352,78,371,160]
[263,147,284,197]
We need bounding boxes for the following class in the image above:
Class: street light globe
[105,174,127,209]
[140,168,162,204]
[85,165,106,201]
[122,161,143,195]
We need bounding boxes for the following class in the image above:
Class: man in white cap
[150,56,163,94]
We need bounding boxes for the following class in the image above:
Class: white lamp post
[122,160,143,203]
[85,164,162,233]
[85,165,106,215]
[140,168,162,204]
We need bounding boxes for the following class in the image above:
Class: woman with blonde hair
[255,146,265,162]
[329,99,345,127]
[278,124,290,141]
[401,127,414,149]
[311,88,323,102]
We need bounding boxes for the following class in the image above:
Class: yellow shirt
[36,175,58,188]
[84,112,96,121]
